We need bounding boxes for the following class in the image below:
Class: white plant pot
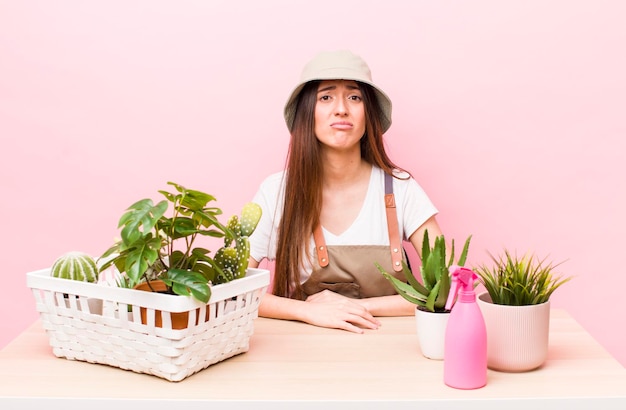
[414,306,450,360]
[477,292,550,372]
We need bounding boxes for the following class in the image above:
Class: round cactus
[51,251,99,283]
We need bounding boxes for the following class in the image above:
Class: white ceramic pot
[477,292,550,372]
[414,306,450,360]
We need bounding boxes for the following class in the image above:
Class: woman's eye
[348,95,362,101]
[319,95,331,101]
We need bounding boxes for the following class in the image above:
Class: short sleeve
[248,172,285,262]
[393,173,438,241]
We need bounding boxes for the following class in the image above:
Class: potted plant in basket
[27,181,270,382]
[376,230,472,360]
[474,250,572,372]
[98,181,263,328]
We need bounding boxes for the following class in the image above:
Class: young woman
[247,50,443,333]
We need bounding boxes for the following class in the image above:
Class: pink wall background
[1,1,624,366]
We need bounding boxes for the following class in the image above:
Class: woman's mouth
[331,121,353,130]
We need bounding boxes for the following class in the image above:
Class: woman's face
[314,80,366,151]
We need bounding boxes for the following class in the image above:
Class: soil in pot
[134,280,210,329]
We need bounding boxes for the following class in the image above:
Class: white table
[0,309,624,409]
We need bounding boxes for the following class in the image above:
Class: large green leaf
[425,280,441,312]
[381,271,428,307]
[434,266,450,310]
[433,235,446,281]
[182,190,217,211]
[421,252,439,290]
[123,235,162,285]
[118,199,168,245]
[401,261,429,295]
[169,216,199,237]
[456,235,472,266]
[163,269,211,304]
[421,230,431,266]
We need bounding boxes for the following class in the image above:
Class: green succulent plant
[51,251,99,283]
[99,182,261,303]
[377,230,472,313]
[213,201,262,284]
[474,250,571,306]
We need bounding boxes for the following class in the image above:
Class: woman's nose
[334,99,348,116]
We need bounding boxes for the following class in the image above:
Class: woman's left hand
[305,290,381,332]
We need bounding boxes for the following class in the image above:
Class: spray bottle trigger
[445,265,462,311]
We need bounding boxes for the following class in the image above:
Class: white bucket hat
[283,50,393,133]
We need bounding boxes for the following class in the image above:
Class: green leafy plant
[474,250,571,306]
[99,182,261,304]
[376,230,472,313]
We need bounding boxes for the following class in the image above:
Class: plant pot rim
[415,305,450,314]
[477,291,550,309]
[134,279,170,293]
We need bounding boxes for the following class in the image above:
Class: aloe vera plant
[474,250,570,306]
[377,230,472,313]
[99,182,261,303]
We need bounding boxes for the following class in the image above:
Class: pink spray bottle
[443,266,487,389]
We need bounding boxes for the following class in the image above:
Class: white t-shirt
[249,166,438,283]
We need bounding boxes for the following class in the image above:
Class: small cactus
[51,251,99,283]
[213,202,261,284]
[214,247,238,283]
[240,202,262,236]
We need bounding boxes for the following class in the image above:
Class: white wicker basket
[26,267,270,382]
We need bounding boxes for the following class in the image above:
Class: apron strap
[385,173,403,272]
[313,223,329,267]
[313,172,403,272]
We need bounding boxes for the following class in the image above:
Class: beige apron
[302,173,408,299]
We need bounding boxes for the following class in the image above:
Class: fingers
[339,303,380,329]
[344,312,380,331]
[306,289,343,303]
[338,320,366,334]
[304,297,381,333]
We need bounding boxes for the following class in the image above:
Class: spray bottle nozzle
[445,266,478,311]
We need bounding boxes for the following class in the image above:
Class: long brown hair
[273,81,408,299]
